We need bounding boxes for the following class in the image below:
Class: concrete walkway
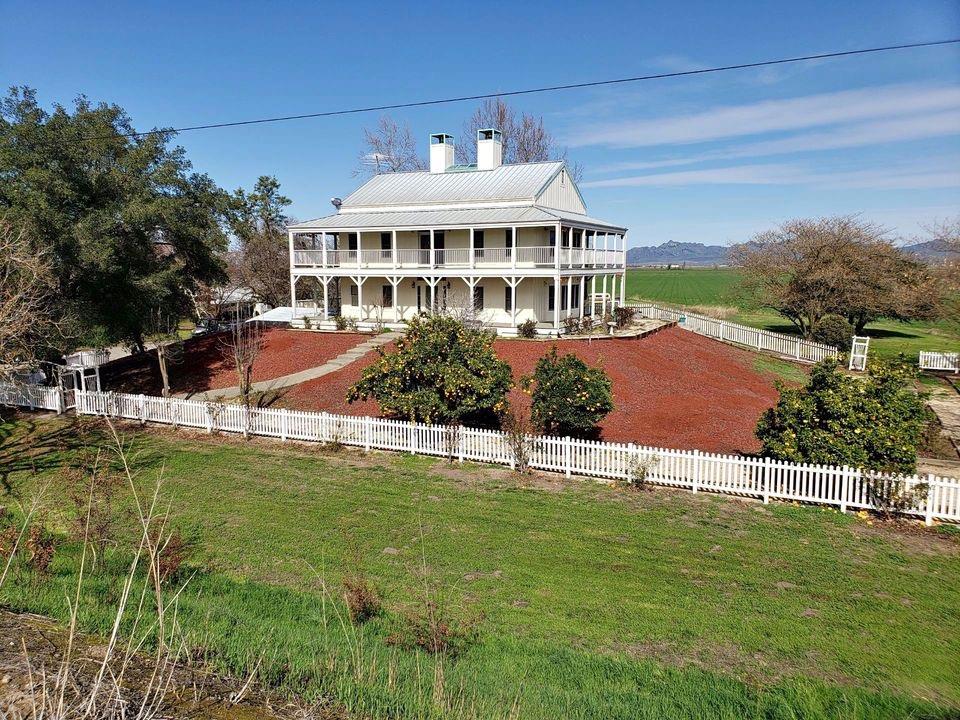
[185,331,400,401]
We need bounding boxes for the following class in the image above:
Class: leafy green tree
[756,357,927,474]
[0,87,230,351]
[347,314,512,425]
[525,346,613,438]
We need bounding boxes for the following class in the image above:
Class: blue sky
[2,0,958,247]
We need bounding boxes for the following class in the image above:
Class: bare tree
[222,311,263,411]
[731,216,942,337]
[355,116,425,176]
[456,98,583,180]
[148,309,182,398]
[0,217,68,379]
[230,176,291,308]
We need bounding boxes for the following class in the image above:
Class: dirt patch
[0,610,345,719]
[278,328,780,454]
[102,330,369,396]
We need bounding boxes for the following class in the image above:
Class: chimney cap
[478,128,502,142]
[430,133,454,144]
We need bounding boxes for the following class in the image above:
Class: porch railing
[293,246,625,269]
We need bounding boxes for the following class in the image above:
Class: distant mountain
[904,239,957,263]
[626,241,730,266]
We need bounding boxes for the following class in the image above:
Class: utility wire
[72,38,960,142]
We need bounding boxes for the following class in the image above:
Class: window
[473,286,484,311]
[548,285,555,311]
[350,285,359,305]
[572,284,580,308]
[504,285,513,312]
[505,228,513,259]
[474,230,484,260]
[548,228,556,247]
[380,232,392,260]
[573,230,582,249]
[560,285,568,309]
[382,284,393,308]
[348,233,358,251]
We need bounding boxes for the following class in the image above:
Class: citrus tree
[347,314,512,426]
[756,357,927,474]
[525,346,613,438]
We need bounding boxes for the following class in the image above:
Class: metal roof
[287,205,626,232]
[341,161,564,207]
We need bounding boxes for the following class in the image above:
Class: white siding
[536,169,587,214]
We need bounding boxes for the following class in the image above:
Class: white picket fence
[920,351,959,373]
[68,389,959,525]
[630,303,838,363]
[0,383,63,412]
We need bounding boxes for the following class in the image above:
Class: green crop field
[4,415,959,719]
[626,268,960,360]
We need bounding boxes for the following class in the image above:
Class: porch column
[567,226,574,268]
[554,224,561,271]
[579,276,585,320]
[429,275,436,312]
[603,233,609,268]
[392,229,398,269]
[602,274,608,318]
[462,276,478,315]
[290,274,298,316]
[357,231,363,267]
[322,233,328,267]
[553,275,560,332]
[508,276,519,326]
[322,276,329,319]
[430,229,435,270]
[469,227,475,269]
[356,277,366,320]
[565,275,573,324]
[620,271,626,308]
[511,226,517,270]
[388,276,401,322]
[590,275,597,317]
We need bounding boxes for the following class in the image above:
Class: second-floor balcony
[292,246,625,270]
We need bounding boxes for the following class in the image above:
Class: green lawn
[627,268,960,360]
[3,415,959,719]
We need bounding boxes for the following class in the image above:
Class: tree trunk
[157,347,170,398]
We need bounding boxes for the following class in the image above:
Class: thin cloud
[589,110,960,174]
[567,83,960,148]
[582,159,960,189]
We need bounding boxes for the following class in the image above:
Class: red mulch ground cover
[276,327,782,454]
[101,330,368,396]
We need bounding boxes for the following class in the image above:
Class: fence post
[205,403,213,434]
[795,342,801,361]
[457,429,465,463]
[281,408,288,442]
[411,423,418,455]
[139,394,146,426]
[364,415,372,452]
[56,388,64,415]
[564,437,572,478]
[691,449,700,493]
[762,456,770,504]
[925,474,936,527]
[840,465,850,514]
[626,443,636,484]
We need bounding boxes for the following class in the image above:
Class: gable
[534,168,587,214]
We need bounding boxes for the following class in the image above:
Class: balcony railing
[293,246,624,269]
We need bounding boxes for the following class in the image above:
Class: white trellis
[849,336,869,372]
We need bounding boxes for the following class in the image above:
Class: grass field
[3,414,959,719]
[626,268,960,360]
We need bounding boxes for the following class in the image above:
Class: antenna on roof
[331,197,342,209]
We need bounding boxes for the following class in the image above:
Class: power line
[73,38,960,142]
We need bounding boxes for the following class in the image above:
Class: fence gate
[57,367,77,410]
[849,336,870,372]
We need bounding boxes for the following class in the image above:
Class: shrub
[333,315,348,331]
[517,319,537,338]
[563,316,581,335]
[614,306,636,329]
[342,572,381,624]
[581,316,594,334]
[756,356,927,475]
[25,522,56,575]
[812,314,853,351]
[525,346,613,438]
[347,314,513,426]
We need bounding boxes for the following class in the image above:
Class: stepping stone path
[186,331,400,401]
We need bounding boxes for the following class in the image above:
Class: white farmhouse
[287,129,627,335]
